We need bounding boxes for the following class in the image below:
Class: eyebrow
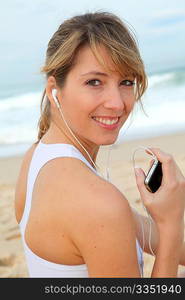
[80,71,109,77]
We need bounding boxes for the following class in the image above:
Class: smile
[91,116,120,130]
[92,116,119,125]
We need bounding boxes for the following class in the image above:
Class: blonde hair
[36,11,147,143]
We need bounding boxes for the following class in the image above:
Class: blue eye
[86,79,101,86]
[121,80,135,86]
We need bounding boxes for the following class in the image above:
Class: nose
[103,86,125,113]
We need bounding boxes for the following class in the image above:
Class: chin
[95,134,119,146]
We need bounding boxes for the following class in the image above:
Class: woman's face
[56,45,136,146]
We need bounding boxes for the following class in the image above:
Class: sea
[0,67,185,157]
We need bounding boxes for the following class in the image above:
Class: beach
[0,131,185,278]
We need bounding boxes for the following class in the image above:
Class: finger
[145,159,155,177]
[149,159,155,168]
[147,147,177,183]
[134,167,151,201]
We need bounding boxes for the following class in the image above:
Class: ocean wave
[148,68,185,88]
[0,69,185,156]
[0,91,42,112]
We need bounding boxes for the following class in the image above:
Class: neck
[42,121,100,170]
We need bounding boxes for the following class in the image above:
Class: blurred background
[0,0,185,278]
[0,0,185,157]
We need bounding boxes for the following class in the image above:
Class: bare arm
[134,148,185,277]
[132,208,185,266]
[131,207,158,255]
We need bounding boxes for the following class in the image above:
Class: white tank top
[19,140,144,277]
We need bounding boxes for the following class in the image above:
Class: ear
[45,76,59,108]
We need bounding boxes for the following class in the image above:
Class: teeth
[93,117,118,125]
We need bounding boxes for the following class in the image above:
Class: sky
[0,0,185,95]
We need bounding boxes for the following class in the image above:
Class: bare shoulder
[43,155,130,209]
[45,158,139,277]
[18,142,38,171]
[14,143,38,223]
[63,161,134,232]
[41,156,133,223]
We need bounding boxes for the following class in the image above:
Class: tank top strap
[19,141,98,232]
[38,141,97,173]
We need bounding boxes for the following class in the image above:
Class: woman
[15,12,185,277]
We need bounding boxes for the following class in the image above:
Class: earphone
[132,146,158,168]
[52,88,60,108]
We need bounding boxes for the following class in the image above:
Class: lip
[92,115,121,119]
[92,116,120,130]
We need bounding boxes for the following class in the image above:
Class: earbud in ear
[52,88,57,98]
[52,89,60,108]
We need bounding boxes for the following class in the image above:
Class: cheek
[124,94,136,113]
[129,99,136,112]
[63,95,94,126]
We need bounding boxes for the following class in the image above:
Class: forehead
[69,44,135,79]
[71,44,127,77]
[72,45,111,72]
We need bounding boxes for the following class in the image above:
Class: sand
[0,131,185,278]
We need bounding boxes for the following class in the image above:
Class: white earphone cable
[131,146,156,258]
[53,91,110,180]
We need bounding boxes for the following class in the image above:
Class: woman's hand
[134,148,185,230]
